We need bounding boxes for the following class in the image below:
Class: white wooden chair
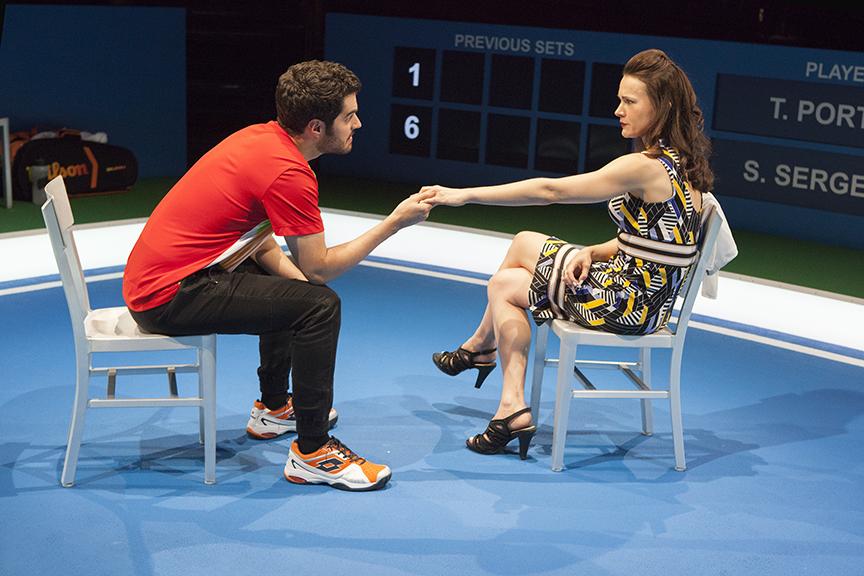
[41,176,218,486]
[529,206,723,472]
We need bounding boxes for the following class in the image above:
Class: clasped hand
[418,185,466,207]
[391,189,436,227]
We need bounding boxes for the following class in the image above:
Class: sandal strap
[435,347,496,375]
[466,347,497,358]
[470,421,509,452]
[500,406,532,425]
[469,416,519,452]
[467,407,534,455]
[483,420,511,444]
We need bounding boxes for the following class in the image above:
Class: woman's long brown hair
[623,49,714,193]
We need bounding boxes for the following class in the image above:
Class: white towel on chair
[700,192,738,299]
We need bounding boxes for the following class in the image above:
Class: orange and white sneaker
[284,437,391,491]
[246,396,338,439]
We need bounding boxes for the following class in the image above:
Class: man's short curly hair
[275,60,362,134]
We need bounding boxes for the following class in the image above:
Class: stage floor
[1,212,862,576]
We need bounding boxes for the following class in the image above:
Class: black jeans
[129,260,340,441]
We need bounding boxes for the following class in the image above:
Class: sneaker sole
[246,427,290,439]
[283,461,390,492]
[246,412,338,440]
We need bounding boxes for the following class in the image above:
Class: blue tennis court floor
[1,227,863,576]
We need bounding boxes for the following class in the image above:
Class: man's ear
[306,119,324,136]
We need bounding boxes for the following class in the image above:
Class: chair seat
[550,319,676,348]
[85,306,154,339]
[85,307,207,351]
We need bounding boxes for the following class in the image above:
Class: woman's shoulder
[605,151,659,173]
[595,152,668,201]
[609,151,670,181]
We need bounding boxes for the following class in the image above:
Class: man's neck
[288,133,321,162]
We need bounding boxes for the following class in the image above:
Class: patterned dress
[528,145,702,335]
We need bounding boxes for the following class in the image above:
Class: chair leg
[197,348,205,446]
[551,338,577,472]
[61,351,91,487]
[529,322,550,422]
[200,336,218,485]
[669,346,686,471]
[639,347,653,436]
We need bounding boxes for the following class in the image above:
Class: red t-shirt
[123,121,323,311]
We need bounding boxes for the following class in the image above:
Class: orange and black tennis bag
[11,130,138,200]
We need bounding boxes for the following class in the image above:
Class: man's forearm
[288,191,431,284]
[314,216,403,283]
[289,215,402,285]
[254,238,308,281]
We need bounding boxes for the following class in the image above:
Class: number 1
[408,62,420,87]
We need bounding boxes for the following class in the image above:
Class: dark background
[5,0,861,165]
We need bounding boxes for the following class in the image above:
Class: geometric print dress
[528,144,703,336]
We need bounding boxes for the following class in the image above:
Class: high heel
[466,407,536,460]
[432,347,497,389]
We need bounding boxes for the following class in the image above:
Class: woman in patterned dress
[422,49,714,459]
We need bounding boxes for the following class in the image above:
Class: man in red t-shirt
[123,61,431,491]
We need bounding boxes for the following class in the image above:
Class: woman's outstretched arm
[421,153,662,207]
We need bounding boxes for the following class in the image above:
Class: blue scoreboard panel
[323,13,864,248]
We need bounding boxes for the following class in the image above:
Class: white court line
[2,209,862,363]
[360,259,489,286]
[0,272,123,297]
[689,320,864,369]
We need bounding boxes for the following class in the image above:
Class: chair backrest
[666,203,722,338]
[41,176,91,336]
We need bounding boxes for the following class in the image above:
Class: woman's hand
[419,185,468,207]
[563,247,593,290]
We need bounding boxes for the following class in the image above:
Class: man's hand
[388,189,435,229]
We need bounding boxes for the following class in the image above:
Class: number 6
[404,115,420,140]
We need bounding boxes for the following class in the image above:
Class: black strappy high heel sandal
[466,407,536,460]
[432,347,497,388]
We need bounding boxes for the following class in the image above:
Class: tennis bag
[12,133,138,200]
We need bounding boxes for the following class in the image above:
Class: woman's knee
[488,268,531,305]
[512,230,547,248]
[504,231,547,267]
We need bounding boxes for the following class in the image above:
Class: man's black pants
[129,261,340,442]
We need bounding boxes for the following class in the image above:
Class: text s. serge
[743,160,864,197]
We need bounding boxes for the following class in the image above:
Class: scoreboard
[387,45,624,175]
[323,14,864,249]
